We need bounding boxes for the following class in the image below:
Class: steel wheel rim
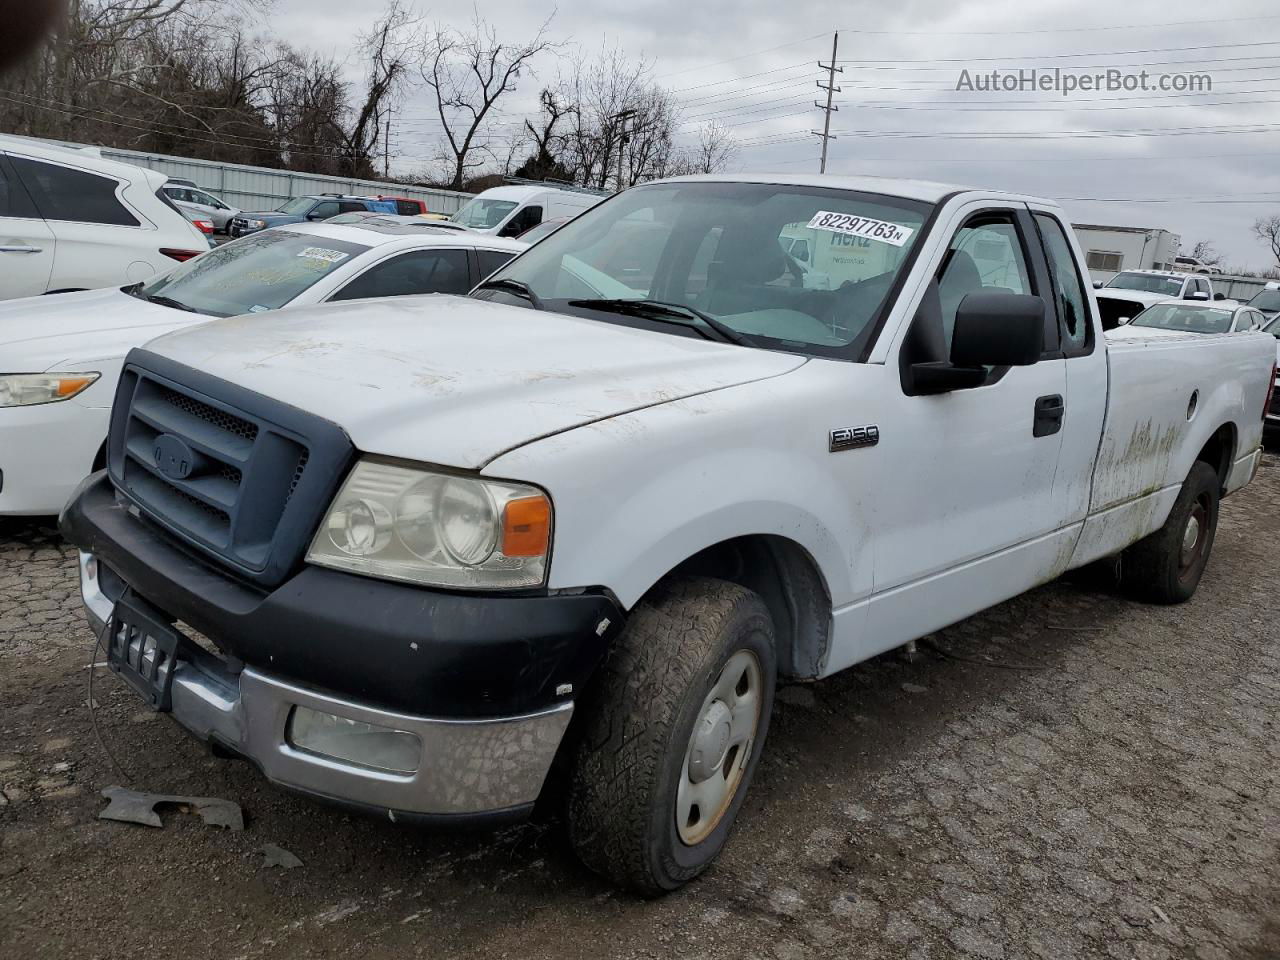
[676,649,762,846]
[1179,496,1209,577]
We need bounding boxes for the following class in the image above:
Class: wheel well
[1195,423,1235,495]
[91,440,109,472]
[666,535,832,679]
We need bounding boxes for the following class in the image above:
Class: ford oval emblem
[153,434,196,480]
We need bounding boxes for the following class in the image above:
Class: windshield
[276,197,315,215]
[475,182,931,357]
[1130,303,1233,334]
[450,198,518,229]
[1247,289,1280,313]
[1105,272,1183,296]
[133,230,370,317]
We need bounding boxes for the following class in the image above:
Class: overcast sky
[266,0,1278,270]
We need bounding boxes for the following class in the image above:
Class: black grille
[1271,389,1280,416]
[108,351,354,586]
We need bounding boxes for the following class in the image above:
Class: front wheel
[1121,460,1220,604]
[567,577,776,895]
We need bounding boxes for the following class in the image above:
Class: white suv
[0,135,207,300]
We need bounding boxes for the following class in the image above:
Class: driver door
[847,205,1071,665]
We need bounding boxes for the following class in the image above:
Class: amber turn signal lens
[501,495,551,557]
[56,376,98,397]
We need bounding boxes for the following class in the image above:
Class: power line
[833,39,1280,66]
[833,14,1280,36]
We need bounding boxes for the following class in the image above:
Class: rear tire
[1121,461,1219,604]
[567,577,776,896]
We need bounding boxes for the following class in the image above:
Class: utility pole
[812,32,842,174]
[383,110,391,179]
[613,108,636,193]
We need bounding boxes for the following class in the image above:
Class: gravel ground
[2,455,1279,960]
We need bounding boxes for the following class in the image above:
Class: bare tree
[338,1,413,177]
[692,120,737,174]
[1188,240,1224,268]
[417,12,555,191]
[1253,215,1280,269]
[559,43,679,190]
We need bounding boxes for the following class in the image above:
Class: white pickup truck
[1093,268,1224,329]
[62,175,1275,895]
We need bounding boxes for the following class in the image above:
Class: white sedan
[0,221,526,515]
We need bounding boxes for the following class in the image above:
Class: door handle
[1033,394,1065,437]
[0,244,43,253]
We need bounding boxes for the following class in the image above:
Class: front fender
[486,380,867,611]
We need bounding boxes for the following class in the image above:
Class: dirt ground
[2,455,1279,960]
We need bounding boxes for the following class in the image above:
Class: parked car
[162,183,239,233]
[362,195,428,216]
[60,174,1276,894]
[228,195,397,238]
[1092,269,1225,330]
[1172,254,1219,274]
[1245,284,1280,322]
[1119,300,1267,336]
[516,215,571,244]
[1262,314,1280,434]
[0,134,207,299]
[449,182,606,237]
[0,221,525,515]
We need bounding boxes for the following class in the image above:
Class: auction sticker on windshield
[296,247,350,264]
[807,212,914,247]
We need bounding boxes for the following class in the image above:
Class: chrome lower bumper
[79,552,572,818]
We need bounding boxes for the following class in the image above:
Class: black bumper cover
[62,473,623,719]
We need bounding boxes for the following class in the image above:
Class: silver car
[162,183,239,233]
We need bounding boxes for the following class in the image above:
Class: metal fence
[10,135,471,215]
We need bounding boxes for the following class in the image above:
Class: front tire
[1121,460,1220,604]
[567,577,776,895]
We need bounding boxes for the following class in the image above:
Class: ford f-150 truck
[61,175,1276,895]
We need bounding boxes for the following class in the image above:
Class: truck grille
[1271,388,1280,416]
[108,351,354,587]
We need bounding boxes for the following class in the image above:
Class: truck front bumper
[81,554,570,821]
[65,474,623,822]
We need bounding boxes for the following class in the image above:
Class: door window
[937,215,1032,351]
[0,156,40,218]
[309,201,339,220]
[331,249,471,300]
[10,156,140,226]
[338,201,367,214]
[1034,213,1091,354]
[500,205,543,238]
[476,249,516,280]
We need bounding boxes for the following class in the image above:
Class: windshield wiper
[474,278,544,310]
[568,298,751,346]
[143,293,198,313]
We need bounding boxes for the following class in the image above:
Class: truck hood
[0,287,198,370]
[144,295,809,468]
[1094,289,1176,309]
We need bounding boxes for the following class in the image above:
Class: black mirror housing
[950,292,1045,367]
[1092,280,1104,289]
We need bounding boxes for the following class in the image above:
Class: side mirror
[1213,292,1226,301]
[908,293,1045,394]
[1186,290,1210,301]
[1092,280,1104,289]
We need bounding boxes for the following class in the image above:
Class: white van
[449,183,607,237]
[0,135,208,300]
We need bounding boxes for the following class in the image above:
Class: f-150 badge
[830,425,880,452]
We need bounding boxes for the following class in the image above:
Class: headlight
[248,219,266,228]
[306,459,551,589]
[0,372,100,407]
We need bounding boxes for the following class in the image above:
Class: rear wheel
[1121,460,1220,604]
[567,577,776,895]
